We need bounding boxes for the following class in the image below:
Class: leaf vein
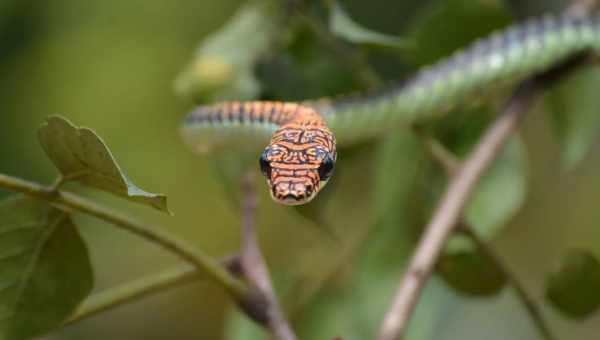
[0,246,32,262]
[0,280,18,293]
[11,212,66,316]
[0,222,41,237]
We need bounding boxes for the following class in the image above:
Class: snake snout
[271,181,316,205]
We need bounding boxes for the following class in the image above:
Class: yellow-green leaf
[38,116,169,213]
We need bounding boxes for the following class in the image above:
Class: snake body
[182,13,600,205]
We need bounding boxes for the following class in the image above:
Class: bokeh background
[1,0,600,339]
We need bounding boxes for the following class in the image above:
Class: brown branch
[415,121,556,340]
[377,79,538,340]
[238,170,298,340]
[376,49,594,340]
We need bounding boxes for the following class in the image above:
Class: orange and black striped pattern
[185,101,337,205]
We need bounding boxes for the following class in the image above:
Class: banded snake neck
[182,12,600,205]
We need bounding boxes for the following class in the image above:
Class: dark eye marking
[259,151,271,178]
[318,154,335,181]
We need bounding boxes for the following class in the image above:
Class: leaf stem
[67,264,198,325]
[0,173,250,304]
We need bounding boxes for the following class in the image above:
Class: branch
[65,255,241,326]
[377,79,537,340]
[0,173,251,304]
[238,170,298,340]
[376,51,594,340]
[458,225,557,340]
[414,114,556,340]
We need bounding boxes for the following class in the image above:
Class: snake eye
[318,155,335,181]
[259,152,272,178]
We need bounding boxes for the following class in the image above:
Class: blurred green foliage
[547,66,600,168]
[1,0,600,340]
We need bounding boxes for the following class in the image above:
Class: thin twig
[0,173,250,303]
[65,255,241,326]
[458,225,557,340]
[376,49,594,340]
[238,169,298,340]
[413,127,460,176]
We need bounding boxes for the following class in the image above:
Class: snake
[181,13,600,206]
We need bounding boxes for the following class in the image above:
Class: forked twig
[416,129,556,339]
[377,79,539,340]
[376,50,595,340]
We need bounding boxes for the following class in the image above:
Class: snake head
[259,144,336,205]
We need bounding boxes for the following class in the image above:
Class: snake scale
[182,13,600,205]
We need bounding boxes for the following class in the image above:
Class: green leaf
[328,1,409,50]
[0,196,93,340]
[174,2,279,102]
[546,65,600,169]
[404,0,512,65]
[38,115,169,213]
[437,240,507,297]
[464,137,527,241]
[546,249,600,319]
